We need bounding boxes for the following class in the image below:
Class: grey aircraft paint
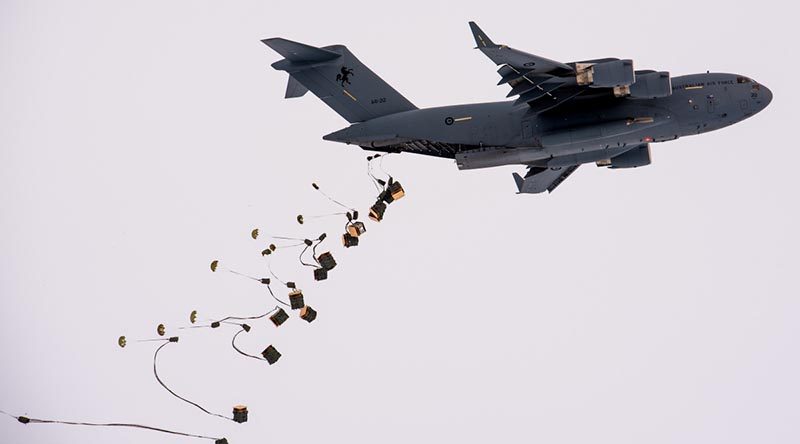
[263,22,772,194]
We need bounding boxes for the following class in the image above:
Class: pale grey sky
[1,1,798,443]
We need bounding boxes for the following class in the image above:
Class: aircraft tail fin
[262,38,417,123]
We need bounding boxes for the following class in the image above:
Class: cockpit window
[737,76,752,84]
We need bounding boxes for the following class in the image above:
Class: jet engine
[629,71,672,99]
[576,60,635,88]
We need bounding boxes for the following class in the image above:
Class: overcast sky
[1,1,798,443]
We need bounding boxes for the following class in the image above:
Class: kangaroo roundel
[336,67,353,86]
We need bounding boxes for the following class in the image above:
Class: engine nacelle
[629,71,672,99]
[607,144,652,168]
[576,60,635,88]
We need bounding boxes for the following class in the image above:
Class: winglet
[469,21,496,48]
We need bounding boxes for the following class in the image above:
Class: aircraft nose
[759,84,773,108]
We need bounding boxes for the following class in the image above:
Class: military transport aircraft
[262,22,772,194]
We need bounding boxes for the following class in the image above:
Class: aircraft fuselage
[323,72,772,170]
[265,27,773,193]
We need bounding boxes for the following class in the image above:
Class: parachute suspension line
[214,306,281,324]
[311,183,355,212]
[370,154,394,186]
[0,409,222,441]
[367,156,383,191]
[264,241,306,256]
[298,240,322,268]
[265,240,306,252]
[251,229,310,245]
[225,269,259,282]
[299,212,348,220]
[378,153,395,181]
[270,236,306,242]
[210,260,260,282]
[298,243,313,268]
[261,240,306,277]
[9,417,221,441]
[231,329,268,362]
[265,283,290,307]
[300,233,329,269]
[179,309,283,329]
[220,321,249,329]
[311,240,323,266]
[265,255,287,286]
[296,184,357,224]
[152,341,232,423]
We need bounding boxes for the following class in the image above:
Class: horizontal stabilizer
[261,38,341,63]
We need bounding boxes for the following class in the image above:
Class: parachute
[5,149,410,444]
[297,182,357,224]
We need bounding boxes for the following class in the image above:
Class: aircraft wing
[469,22,638,113]
[469,22,573,76]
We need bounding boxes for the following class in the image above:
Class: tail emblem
[336,67,354,86]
